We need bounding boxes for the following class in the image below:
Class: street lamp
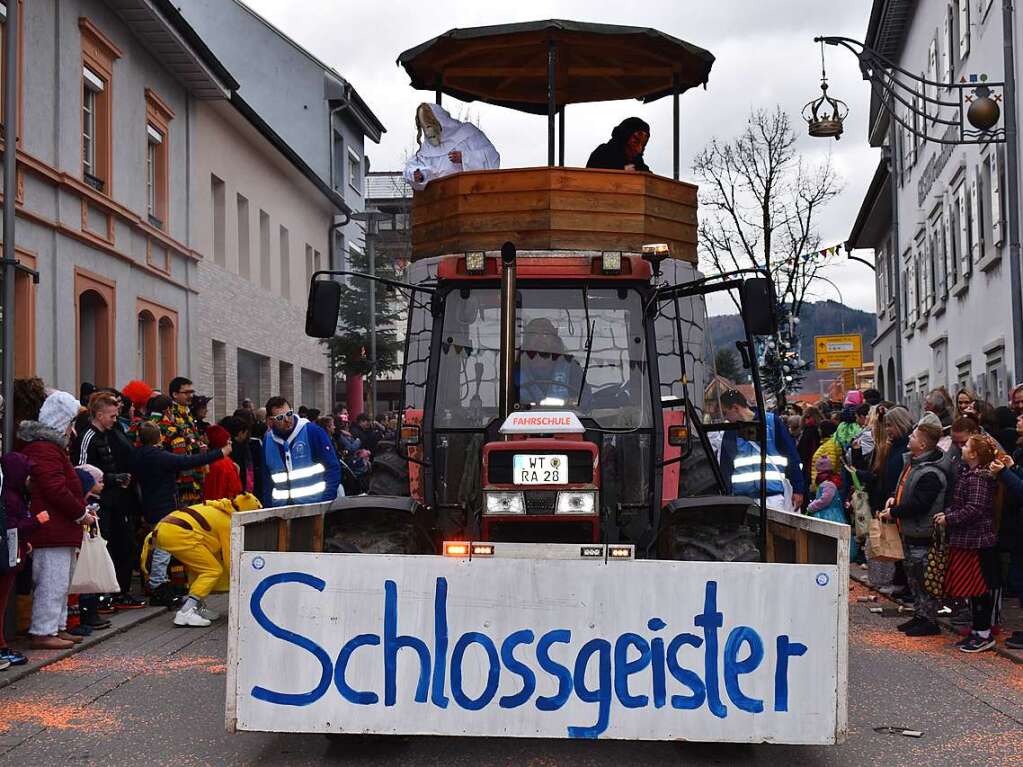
[809,22,1023,384]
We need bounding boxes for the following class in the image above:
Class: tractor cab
[306,20,779,559]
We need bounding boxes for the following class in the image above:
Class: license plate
[512,454,568,485]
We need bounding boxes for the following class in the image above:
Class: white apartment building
[850,0,1017,410]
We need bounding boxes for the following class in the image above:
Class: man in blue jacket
[718,390,804,512]
[263,397,342,507]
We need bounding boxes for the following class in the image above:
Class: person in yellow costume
[145,493,261,628]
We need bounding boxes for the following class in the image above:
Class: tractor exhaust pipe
[499,241,517,420]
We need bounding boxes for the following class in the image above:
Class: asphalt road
[1,580,1022,767]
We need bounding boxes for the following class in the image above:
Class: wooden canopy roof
[397,20,715,115]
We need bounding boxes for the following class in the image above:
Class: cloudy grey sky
[245,0,879,313]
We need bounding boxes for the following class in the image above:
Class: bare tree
[693,106,843,317]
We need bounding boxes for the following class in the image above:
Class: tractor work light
[608,545,634,559]
[471,544,495,557]
[601,251,622,274]
[642,243,671,258]
[465,251,487,274]
[555,491,597,515]
[484,491,526,515]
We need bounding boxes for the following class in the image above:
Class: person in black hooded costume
[586,117,651,172]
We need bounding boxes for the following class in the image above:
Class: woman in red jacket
[203,423,241,502]
[19,391,96,650]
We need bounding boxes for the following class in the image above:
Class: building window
[79,19,121,194]
[259,209,271,291]
[212,174,226,266]
[305,243,314,289]
[82,70,101,185]
[145,124,162,224]
[137,298,178,390]
[7,247,36,378]
[237,193,250,278]
[76,269,115,389]
[348,148,362,194]
[279,226,290,300]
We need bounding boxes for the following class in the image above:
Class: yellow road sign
[815,334,863,370]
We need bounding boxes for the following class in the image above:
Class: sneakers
[1005,631,1023,650]
[148,583,182,610]
[173,602,211,628]
[905,620,942,637]
[96,595,116,614]
[0,657,9,671]
[196,600,220,622]
[0,648,27,666]
[67,624,93,637]
[960,633,996,653]
[30,634,75,650]
[113,594,147,610]
[897,616,925,632]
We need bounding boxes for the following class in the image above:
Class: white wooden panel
[232,553,844,744]
[990,149,1003,247]
[969,172,982,263]
[942,9,952,84]
[958,184,971,276]
[959,0,971,59]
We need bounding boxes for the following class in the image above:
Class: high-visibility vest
[730,413,788,498]
[264,419,328,506]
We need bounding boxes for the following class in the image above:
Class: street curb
[850,568,1023,666]
[0,604,170,690]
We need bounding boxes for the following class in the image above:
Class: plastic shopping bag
[69,527,120,594]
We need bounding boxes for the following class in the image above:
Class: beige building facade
[191,98,344,419]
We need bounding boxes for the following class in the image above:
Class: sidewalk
[0,601,172,690]
[850,563,1023,664]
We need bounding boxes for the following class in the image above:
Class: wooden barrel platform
[410,167,698,262]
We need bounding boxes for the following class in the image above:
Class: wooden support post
[277,517,291,552]
[312,514,325,553]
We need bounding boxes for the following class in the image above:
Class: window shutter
[959,0,970,60]
[944,195,957,286]
[942,8,952,84]
[990,148,1004,247]
[970,170,982,263]
[909,259,918,323]
[958,184,971,276]
[909,106,917,167]
[927,42,937,122]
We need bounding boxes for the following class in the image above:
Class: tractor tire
[324,511,421,555]
[667,522,759,563]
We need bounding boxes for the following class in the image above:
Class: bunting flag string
[795,243,844,265]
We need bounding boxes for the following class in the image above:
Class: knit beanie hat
[917,412,943,430]
[39,390,81,433]
[206,424,230,449]
[78,463,103,485]
[231,492,262,512]
[843,390,864,407]
[75,468,97,497]
[814,454,834,474]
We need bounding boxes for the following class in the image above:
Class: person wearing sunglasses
[515,317,590,409]
[262,397,342,508]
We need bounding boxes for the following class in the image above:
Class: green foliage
[323,242,405,376]
[713,347,744,383]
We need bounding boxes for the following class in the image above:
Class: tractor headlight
[484,491,526,515]
[556,490,597,515]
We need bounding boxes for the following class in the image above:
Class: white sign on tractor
[231,552,844,743]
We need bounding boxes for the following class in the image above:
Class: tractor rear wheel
[665,522,759,563]
[323,510,423,555]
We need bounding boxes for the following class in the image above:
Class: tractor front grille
[524,490,558,515]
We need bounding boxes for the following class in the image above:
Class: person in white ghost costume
[404,103,500,190]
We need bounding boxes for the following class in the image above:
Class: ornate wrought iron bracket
[810,35,1005,145]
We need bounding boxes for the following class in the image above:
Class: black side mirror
[739,278,778,336]
[305,279,341,339]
